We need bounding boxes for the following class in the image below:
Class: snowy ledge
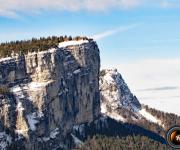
[58,39,89,48]
[26,40,89,56]
[0,40,90,62]
[0,57,14,63]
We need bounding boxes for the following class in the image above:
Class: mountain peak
[99,69,165,127]
[100,69,141,114]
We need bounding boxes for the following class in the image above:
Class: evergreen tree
[0,36,89,58]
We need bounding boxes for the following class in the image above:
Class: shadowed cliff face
[0,40,100,150]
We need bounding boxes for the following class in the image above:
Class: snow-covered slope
[100,69,141,113]
[139,109,163,126]
[99,69,164,127]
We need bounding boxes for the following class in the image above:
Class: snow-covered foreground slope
[99,69,164,127]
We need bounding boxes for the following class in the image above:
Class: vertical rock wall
[0,40,100,149]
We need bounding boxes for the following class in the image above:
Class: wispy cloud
[91,23,140,40]
[0,9,18,18]
[0,0,140,18]
[160,1,173,8]
[1,0,180,18]
[139,86,179,91]
[151,38,180,43]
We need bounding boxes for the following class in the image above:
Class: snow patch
[11,81,52,94]
[16,102,24,111]
[27,48,57,57]
[37,111,44,118]
[106,111,126,122]
[50,128,59,139]
[11,85,25,98]
[103,73,115,85]
[73,69,81,74]
[42,137,50,142]
[73,124,85,137]
[15,129,27,135]
[100,103,107,114]
[101,103,126,122]
[26,113,39,131]
[0,132,12,149]
[38,128,59,142]
[11,85,22,93]
[11,86,26,112]
[139,109,163,127]
[27,82,49,90]
[71,134,83,145]
[15,130,27,140]
[10,85,26,99]
[58,40,89,48]
[0,57,13,63]
[38,48,57,54]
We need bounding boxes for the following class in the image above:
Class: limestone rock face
[0,56,26,84]
[0,40,100,149]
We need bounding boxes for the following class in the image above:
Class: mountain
[99,69,180,139]
[0,37,179,150]
[100,69,141,120]
[99,69,165,125]
[0,39,100,149]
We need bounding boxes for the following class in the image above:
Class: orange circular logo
[166,126,180,149]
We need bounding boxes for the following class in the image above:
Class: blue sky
[0,0,180,64]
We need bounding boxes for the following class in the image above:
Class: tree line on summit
[0,36,89,58]
[0,36,89,94]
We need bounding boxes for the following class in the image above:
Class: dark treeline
[0,36,89,58]
[75,134,171,150]
[112,104,180,139]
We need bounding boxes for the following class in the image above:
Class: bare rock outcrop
[0,40,100,149]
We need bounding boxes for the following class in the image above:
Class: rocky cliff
[0,40,100,150]
[0,39,171,150]
[70,69,167,149]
